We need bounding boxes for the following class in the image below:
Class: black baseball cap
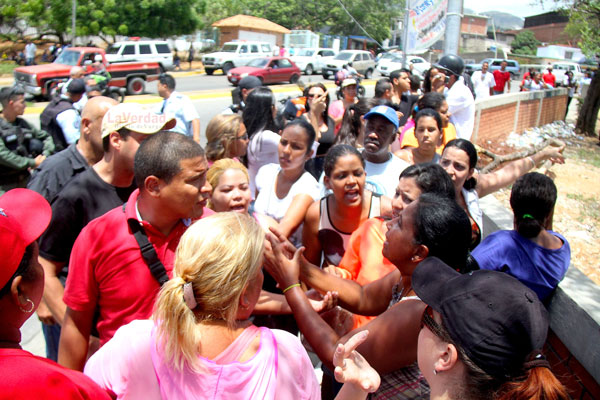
[238,76,262,90]
[413,257,549,380]
[67,78,86,95]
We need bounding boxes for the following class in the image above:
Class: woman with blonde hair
[84,212,379,399]
[83,213,319,398]
[204,114,249,164]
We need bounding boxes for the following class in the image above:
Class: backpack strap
[123,202,169,286]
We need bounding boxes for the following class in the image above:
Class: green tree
[539,0,600,137]
[565,1,600,137]
[203,0,400,45]
[10,0,202,44]
[511,30,541,55]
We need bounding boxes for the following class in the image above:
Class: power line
[334,0,384,47]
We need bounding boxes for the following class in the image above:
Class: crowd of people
[0,52,574,399]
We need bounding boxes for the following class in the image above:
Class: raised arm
[278,193,315,239]
[302,199,323,266]
[476,144,565,198]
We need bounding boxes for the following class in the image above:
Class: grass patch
[567,193,600,221]
[569,147,600,168]
[0,62,18,75]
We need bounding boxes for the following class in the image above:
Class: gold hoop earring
[19,298,35,313]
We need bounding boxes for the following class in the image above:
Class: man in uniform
[40,79,85,151]
[0,87,54,194]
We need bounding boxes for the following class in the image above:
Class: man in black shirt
[28,96,118,202]
[37,103,175,359]
[389,68,419,128]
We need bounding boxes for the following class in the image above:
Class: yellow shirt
[400,122,457,155]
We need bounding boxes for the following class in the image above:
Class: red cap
[0,189,51,288]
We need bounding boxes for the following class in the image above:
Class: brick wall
[472,88,568,146]
[545,330,600,399]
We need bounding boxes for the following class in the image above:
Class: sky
[462,0,559,18]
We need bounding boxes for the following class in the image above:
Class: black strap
[123,203,169,286]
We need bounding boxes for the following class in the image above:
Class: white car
[321,50,376,79]
[105,40,173,72]
[377,55,431,77]
[202,41,273,75]
[290,48,337,75]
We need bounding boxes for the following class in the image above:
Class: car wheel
[126,77,146,95]
[365,69,373,79]
[290,74,300,84]
[222,62,234,74]
[305,64,314,75]
[159,64,166,74]
[323,73,330,80]
[205,68,214,75]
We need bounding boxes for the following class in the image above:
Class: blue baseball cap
[364,105,399,130]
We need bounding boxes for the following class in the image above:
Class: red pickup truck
[13,47,160,99]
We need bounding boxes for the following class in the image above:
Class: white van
[105,40,173,71]
[202,41,273,75]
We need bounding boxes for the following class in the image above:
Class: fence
[472,88,568,145]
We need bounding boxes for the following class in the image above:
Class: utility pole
[401,1,409,68]
[72,0,76,45]
[444,0,462,55]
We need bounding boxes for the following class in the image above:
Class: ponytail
[515,214,543,238]
[154,276,203,373]
[496,367,569,400]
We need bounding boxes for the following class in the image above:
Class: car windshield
[381,53,396,60]
[247,58,269,68]
[391,55,404,63]
[334,52,354,61]
[55,50,82,66]
[221,44,238,53]
[106,45,121,55]
[297,49,315,56]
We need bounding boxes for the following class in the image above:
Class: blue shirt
[157,91,199,137]
[472,230,571,301]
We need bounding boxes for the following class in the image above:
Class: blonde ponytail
[152,212,265,373]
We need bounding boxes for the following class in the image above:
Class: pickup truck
[13,47,161,99]
[551,62,583,85]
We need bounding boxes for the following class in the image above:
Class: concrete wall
[472,88,568,145]
[461,15,488,36]
[480,196,600,398]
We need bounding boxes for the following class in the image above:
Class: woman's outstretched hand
[265,227,303,290]
[333,331,381,398]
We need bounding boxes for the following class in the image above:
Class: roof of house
[212,15,291,34]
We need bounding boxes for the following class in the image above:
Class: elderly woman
[0,189,110,399]
[205,114,249,164]
[84,212,379,399]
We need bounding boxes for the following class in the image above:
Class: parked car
[321,50,376,79]
[227,57,301,85]
[290,48,337,75]
[14,47,160,99]
[465,58,520,78]
[202,41,273,75]
[377,54,431,77]
[105,40,173,72]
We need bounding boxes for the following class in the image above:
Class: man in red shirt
[58,131,213,371]
[543,66,556,88]
[492,60,511,95]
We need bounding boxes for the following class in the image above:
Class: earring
[433,369,438,375]
[19,298,35,313]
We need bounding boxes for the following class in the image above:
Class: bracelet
[282,283,301,294]
[527,156,536,169]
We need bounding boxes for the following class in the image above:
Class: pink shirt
[84,320,320,400]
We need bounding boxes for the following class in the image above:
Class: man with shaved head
[29,96,118,201]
